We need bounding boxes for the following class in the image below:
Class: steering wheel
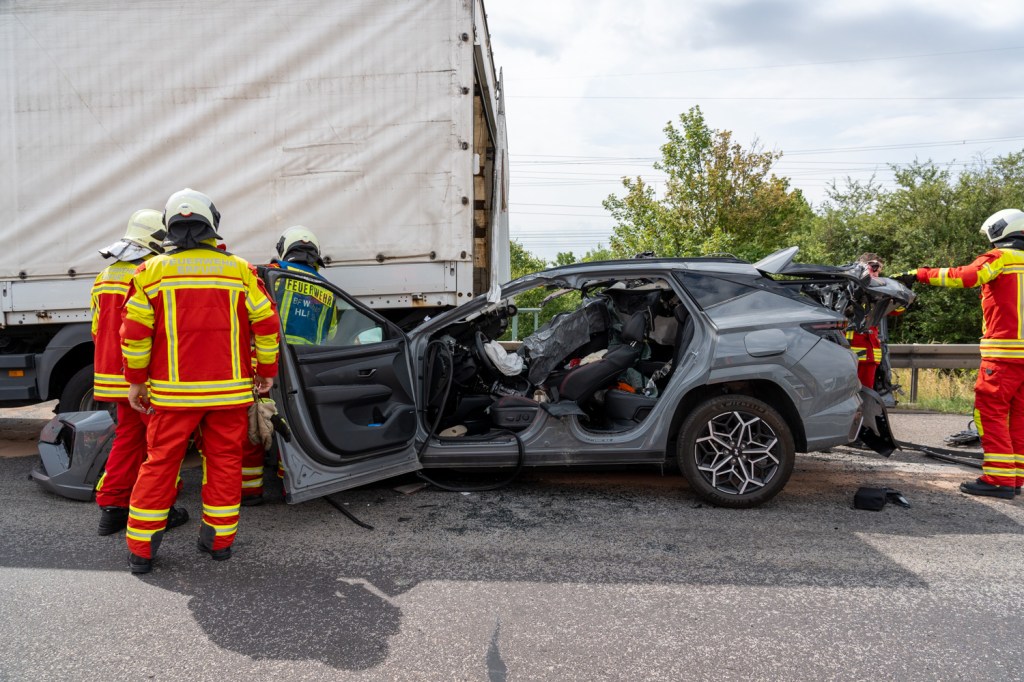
[473,331,500,376]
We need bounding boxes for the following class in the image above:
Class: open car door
[262,268,422,503]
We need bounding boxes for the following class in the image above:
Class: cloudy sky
[484,0,1024,262]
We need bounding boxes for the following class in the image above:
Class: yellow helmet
[98,209,166,260]
[276,225,324,267]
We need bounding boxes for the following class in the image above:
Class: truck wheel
[676,395,795,509]
[57,365,104,414]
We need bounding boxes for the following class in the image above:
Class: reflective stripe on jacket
[120,243,280,409]
[845,327,881,364]
[917,248,1024,362]
[91,261,138,402]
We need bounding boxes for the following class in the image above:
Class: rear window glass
[675,272,758,309]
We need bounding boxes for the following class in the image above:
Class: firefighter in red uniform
[240,226,335,504]
[896,209,1024,499]
[847,253,886,389]
[92,210,189,535]
[121,189,280,573]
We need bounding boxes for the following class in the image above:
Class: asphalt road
[1,404,1022,681]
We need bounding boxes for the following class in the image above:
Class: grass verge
[891,368,975,414]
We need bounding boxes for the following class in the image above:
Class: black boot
[960,478,1015,499]
[128,552,152,574]
[241,494,264,507]
[166,506,190,531]
[1016,486,1021,497]
[197,539,231,561]
[98,506,129,536]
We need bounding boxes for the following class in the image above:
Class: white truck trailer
[0,0,510,411]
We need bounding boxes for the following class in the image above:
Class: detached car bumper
[31,411,115,501]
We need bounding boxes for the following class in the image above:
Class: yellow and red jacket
[120,243,281,409]
[845,306,904,365]
[91,261,140,402]
[846,327,881,364]
[916,247,1024,362]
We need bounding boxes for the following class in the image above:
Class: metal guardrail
[887,344,979,369]
[887,344,979,402]
[508,307,541,341]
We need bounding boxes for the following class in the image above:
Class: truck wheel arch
[37,323,93,402]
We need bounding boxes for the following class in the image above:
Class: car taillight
[801,321,849,346]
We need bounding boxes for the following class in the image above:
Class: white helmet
[163,188,221,237]
[980,208,1024,244]
[98,209,167,260]
[276,225,324,267]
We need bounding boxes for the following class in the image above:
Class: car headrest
[621,310,648,344]
[673,303,689,324]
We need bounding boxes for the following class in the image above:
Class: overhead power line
[511,135,1024,159]
[514,46,1024,80]
[510,95,1024,101]
[511,211,613,217]
[513,202,617,208]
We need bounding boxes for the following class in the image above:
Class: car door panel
[262,268,421,503]
[306,385,392,405]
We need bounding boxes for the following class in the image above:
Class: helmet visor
[98,239,152,262]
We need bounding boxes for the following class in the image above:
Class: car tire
[676,395,795,509]
[57,364,104,414]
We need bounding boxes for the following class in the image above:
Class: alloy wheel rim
[693,410,780,495]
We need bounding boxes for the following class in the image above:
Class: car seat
[557,309,649,403]
[489,395,542,432]
[604,304,693,427]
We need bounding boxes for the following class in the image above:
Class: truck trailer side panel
[0,0,506,306]
[0,0,508,408]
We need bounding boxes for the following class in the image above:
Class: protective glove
[892,271,918,287]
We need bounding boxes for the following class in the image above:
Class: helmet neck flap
[165,219,220,250]
[993,234,1024,251]
[283,242,323,268]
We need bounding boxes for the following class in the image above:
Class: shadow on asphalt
[2,455,1022,670]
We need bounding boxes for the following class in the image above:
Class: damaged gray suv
[33,247,911,509]
[261,246,909,509]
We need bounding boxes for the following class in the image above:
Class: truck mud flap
[857,387,897,457]
[30,411,114,501]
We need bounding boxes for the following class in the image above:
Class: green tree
[505,241,579,339]
[873,154,1024,344]
[793,152,1024,344]
[510,239,546,279]
[603,106,813,262]
[553,251,577,267]
[795,177,886,265]
[581,245,616,262]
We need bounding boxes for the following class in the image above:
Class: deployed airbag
[484,340,525,376]
[520,298,608,385]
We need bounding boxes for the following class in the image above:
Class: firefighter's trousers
[241,439,266,500]
[857,361,879,391]
[126,406,247,559]
[974,359,1024,489]
[95,403,149,508]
